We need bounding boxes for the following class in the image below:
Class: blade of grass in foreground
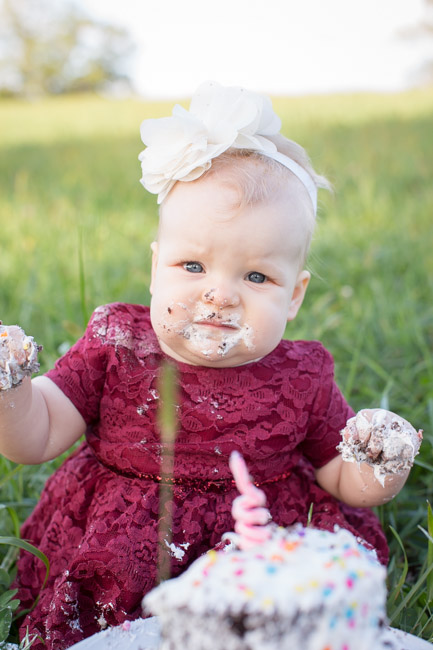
[389,559,433,626]
[156,361,179,585]
[0,505,21,539]
[388,525,409,606]
[423,503,433,602]
[0,538,50,597]
[0,465,24,491]
[77,227,89,327]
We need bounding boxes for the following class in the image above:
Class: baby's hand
[229,450,272,549]
[0,323,42,390]
[338,408,422,486]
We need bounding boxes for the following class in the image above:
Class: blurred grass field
[0,88,433,643]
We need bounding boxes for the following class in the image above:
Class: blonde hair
[160,134,330,264]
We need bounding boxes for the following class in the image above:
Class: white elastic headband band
[139,81,319,213]
[259,150,318,213]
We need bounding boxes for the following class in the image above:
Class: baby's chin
[158,336,261,368]
[155,318,261,367]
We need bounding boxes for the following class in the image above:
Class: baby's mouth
[178,311,255,357]
[193,315,240,330]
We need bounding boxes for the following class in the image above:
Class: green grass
[1,88,433,643]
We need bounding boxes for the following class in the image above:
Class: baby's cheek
[254,309,287,346]
[152,295,188,330]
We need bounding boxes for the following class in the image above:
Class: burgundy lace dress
[16,303,388,649]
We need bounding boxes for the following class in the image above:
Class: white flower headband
[138,81,318,212]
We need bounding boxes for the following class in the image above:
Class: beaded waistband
[97,456,290,492]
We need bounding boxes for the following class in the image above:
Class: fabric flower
[139,81,282,203]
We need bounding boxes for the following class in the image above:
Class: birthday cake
[0,323,41,390]
[144,522,388,650]
[143,448,392,650]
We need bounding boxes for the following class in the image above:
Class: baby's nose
[202,285,240,308]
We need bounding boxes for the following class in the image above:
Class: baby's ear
[149,241,159,295]
[287,270,310,321]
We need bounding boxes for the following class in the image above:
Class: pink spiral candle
[229,450,272,550]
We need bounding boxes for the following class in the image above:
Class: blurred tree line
[418,0,433,81]
[402,0,433,84]
[0,0,135,97]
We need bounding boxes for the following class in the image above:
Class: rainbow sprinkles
[144,453,389,650]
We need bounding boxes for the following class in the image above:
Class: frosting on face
[0,324,41,390]
[154,300,256,364]
[180,308,255,359]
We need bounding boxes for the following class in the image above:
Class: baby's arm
[0,325,86,464]
[315,409,422,507]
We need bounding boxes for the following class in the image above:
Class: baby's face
[149,175,310,367]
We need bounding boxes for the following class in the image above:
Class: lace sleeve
[44,305,111,424]
[300,344,354,468]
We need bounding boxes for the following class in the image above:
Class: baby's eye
[184,261,204,273]
[246,271,267,284]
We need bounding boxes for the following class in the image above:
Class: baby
[0,81,422,649]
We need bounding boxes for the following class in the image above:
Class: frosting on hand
[338,408,423,486]
[0,324,41,390]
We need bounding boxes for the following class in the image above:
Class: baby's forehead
[161,160,311,221]
[159,174,311,266]
[200,154,308,206]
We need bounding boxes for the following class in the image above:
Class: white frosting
[338,409,422,487]
[0,325,41,390]
[162,302,256,359]
[144,525,387,650]
[182,322,254,358]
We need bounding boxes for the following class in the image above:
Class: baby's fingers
[1,326,26,364]
[343,411,371,445]
[365,427,383,460]
[381,414,423,461]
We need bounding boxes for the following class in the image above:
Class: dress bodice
[17,303,387,650]
[47,303,352,484]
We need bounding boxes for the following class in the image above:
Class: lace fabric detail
[16,303,388,649]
